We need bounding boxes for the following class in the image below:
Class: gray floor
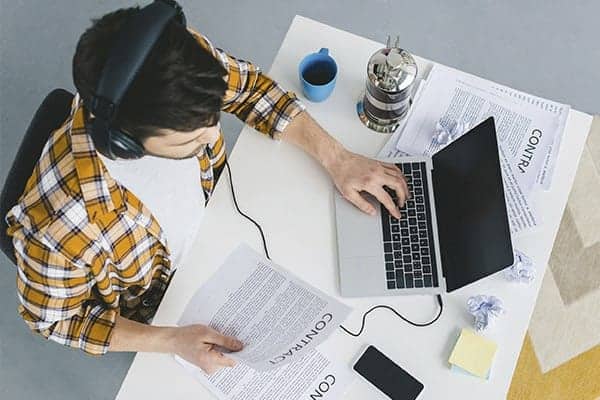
[1,1,598,399]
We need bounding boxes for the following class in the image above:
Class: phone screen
[353,346,424,400]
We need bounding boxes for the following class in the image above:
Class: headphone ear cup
[158,0,186,25]
[176,8,186,25]
[89,117,115,159]
[109,128,145,159]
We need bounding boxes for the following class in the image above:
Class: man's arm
[189,30,409,217]
[11,228,241,374]
[281,111,409,219]
[109,316,243,375]
[189,29,304,140]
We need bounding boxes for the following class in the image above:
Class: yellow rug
[508,116,600,400]
[508,336,600,400]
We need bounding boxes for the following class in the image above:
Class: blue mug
[298,48,337,102]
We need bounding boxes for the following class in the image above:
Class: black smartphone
[353,345,424,400]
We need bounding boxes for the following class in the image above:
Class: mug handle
[318,48,329,56]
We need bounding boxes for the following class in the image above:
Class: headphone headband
[89,0,186,159]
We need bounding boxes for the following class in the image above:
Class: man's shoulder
[187,28,229,69]
[7,115,83,233]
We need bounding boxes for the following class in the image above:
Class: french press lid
[367,36,417,93]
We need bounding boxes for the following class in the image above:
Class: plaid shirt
[5,29,304,355]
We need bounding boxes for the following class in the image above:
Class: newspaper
[386,64,568,235]
[175,244,353,399]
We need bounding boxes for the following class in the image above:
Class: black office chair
[0,89,74,265]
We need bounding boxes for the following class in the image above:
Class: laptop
[334,117,514,297]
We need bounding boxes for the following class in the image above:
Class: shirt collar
[69,94,126,222]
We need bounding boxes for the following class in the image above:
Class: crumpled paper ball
[504,249,535,284]
[467,295,505,331]
[433,119,470,145]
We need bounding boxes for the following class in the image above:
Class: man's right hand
[170,324,244,374]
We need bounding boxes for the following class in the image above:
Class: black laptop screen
[431,117,514,292]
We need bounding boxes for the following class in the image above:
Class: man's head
[73,7,227,159]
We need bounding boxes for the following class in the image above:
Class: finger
[384,170,410,201]
[380,173,407,203]
[204,327,244,351]
[403,175,410,199]
[344,190,376,216]
[370,187,400,219]
[382,162,402,173]
[381,165,410,199]
[206,349,237,368]
[383,168,404,181]
[203,364,219,375]
[382,164,404,178]
[382,176,408,207]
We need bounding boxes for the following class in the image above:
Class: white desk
[116,16,594,400]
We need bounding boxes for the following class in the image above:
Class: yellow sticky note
[448,328,498,379]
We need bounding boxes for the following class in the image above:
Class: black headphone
[89,0,186,160]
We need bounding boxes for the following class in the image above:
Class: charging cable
[223,157,443,337]
[339,294,443,337]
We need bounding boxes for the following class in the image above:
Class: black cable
[224,158,271,260]
[224,155,443,336]
[339,294,444,337]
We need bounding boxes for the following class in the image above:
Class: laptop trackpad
[334,192,383,258]
[340,256,388,297]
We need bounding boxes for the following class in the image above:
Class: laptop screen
[431,117,514,292]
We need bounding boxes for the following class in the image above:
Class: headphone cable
[224,158,270,260]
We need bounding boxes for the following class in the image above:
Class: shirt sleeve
[12,231,116,356]
[189,29,305,139]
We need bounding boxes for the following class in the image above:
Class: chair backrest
[0,89,74,265]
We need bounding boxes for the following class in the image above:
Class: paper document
[377,78,427,159]
[377,69,568,195]
[390,64,569,235]
[395,64,564,193]
[177,243,351,372]
[498,147,539,233]
[490,84,570,190]
[177,350,353,400]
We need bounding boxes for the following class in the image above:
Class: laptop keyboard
[381,161,439,290]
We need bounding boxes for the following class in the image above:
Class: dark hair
[73,7,227,139]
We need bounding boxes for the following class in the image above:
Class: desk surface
[116,16,593,400]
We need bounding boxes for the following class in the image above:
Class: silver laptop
[334,118,514,297]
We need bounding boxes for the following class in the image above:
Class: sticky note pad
[450,364,491,380]
[448,328,498,379]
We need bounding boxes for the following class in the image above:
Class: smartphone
[353,345,424,400]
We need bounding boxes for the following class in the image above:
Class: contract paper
[177,350,353,400]
[490,84,570,190]
[392,64,568,234]
[177,243,351,372]
[395,64,563,193]
[498,147,539,234]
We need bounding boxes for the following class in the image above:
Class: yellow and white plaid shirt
[5,29,304,355]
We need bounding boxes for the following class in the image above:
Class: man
[6,5,408,374]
